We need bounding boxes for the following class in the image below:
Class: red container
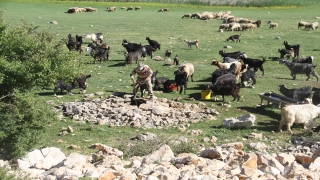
[168,84,177,91]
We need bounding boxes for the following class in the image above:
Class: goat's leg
[259,66,264,76]
[183,84,187,95]
[191,74,194,82]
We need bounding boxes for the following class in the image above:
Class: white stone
[222,114,256,128]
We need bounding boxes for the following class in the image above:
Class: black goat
[253,20,261,27]
[205,83,241,102]
[62,34,83,54]
[278,85,312,101]
[54,80,75,96]
[164,50,172,61]
[93,44,110,63]
[154,77,170,91]
[146,37,161,50]
[312,90,320,105]
[279,59,319,82]
[283,41,300,58]
[144,45,156,59]
[292,56,314,64]
[214,73,237,85]
[226,34,241,42]
[211,63,237,84]
[173,55,179,65]
[219,50,246,59]
[240,69,256,87]
[278,48,295,59]
[72,74,92,94]
[174,70,188,94]
[125,47,147,64]
[238,55,266,75]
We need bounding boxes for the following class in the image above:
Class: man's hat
[137,62,144,71]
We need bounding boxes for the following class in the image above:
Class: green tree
[0,13,84,159]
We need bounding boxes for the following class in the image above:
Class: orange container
[168,84,178,91]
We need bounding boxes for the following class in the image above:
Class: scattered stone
[222,114,256,128]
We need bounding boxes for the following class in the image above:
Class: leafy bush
[0,13,84,159]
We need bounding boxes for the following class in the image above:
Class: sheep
[241,23,256,31]
[305,22,319,31]
[83,33,104,43]
[298,21,309,29]
[127,7,133,11]
[267,21,278,29]
[253,20,261,27]
[226,34,241,42]
[292,56,314,64]
[205,83,241,102]
[279,104,320,134]
[146,37,161,50]
[178,63,194,82]
[164,50,172,61]
[237,55,266,76]
[219,24,231,31]
[278,48,295,59]
[240,69,256,88]
[211,63,237,84]
[218,50,246,59]
[278,85,312,101]
[85,7,97,12]
[184,39,199,49]
[230,23,241,31]
[158,9,164,12]
[283,41,300,58]
[182,14,191,19]
[107,6,116,12]
[211,59,243,78]
[121,7,126,10]
[135,6,141,10]
[279,59,319,82]
[174,70,188,94]
[163,8,169,12]
[312,90,320,105]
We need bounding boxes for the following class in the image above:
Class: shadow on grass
[108,62,127,67]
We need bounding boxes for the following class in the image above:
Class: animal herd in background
[59,6,320,133]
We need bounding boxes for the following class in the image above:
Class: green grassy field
[1,1,320,157]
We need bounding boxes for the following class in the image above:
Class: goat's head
[211,60,218,65]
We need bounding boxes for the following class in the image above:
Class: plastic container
[201,90,211,100]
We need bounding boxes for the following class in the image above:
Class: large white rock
[222,114,256,128]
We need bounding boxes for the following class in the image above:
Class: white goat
[184,39,199,49]
[280,104,320,134]
[83,33,104,43]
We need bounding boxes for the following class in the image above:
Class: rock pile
[56,94,219,128]
[4,140,320,180]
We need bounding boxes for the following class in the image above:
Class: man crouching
[130,62,154,100]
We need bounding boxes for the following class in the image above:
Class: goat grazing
[278,85,312,101]
[54,80,75,96]
[125,47,147,64]
[178,63,194,82]
[298,21,309,29]
[226,34,241,42]
[267,21,278,29]
[205,83,241,102]
[211,63,237,84]
[184,39,199,49]
[279,59,319,82]
[253,20,261,27]
[240,69,256,88]
[237,55,266,75]
[280,104,320,134]
[305,22,319,31]
[146,37,161,50]
[182,14,191,19]
[283,41,300,58]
